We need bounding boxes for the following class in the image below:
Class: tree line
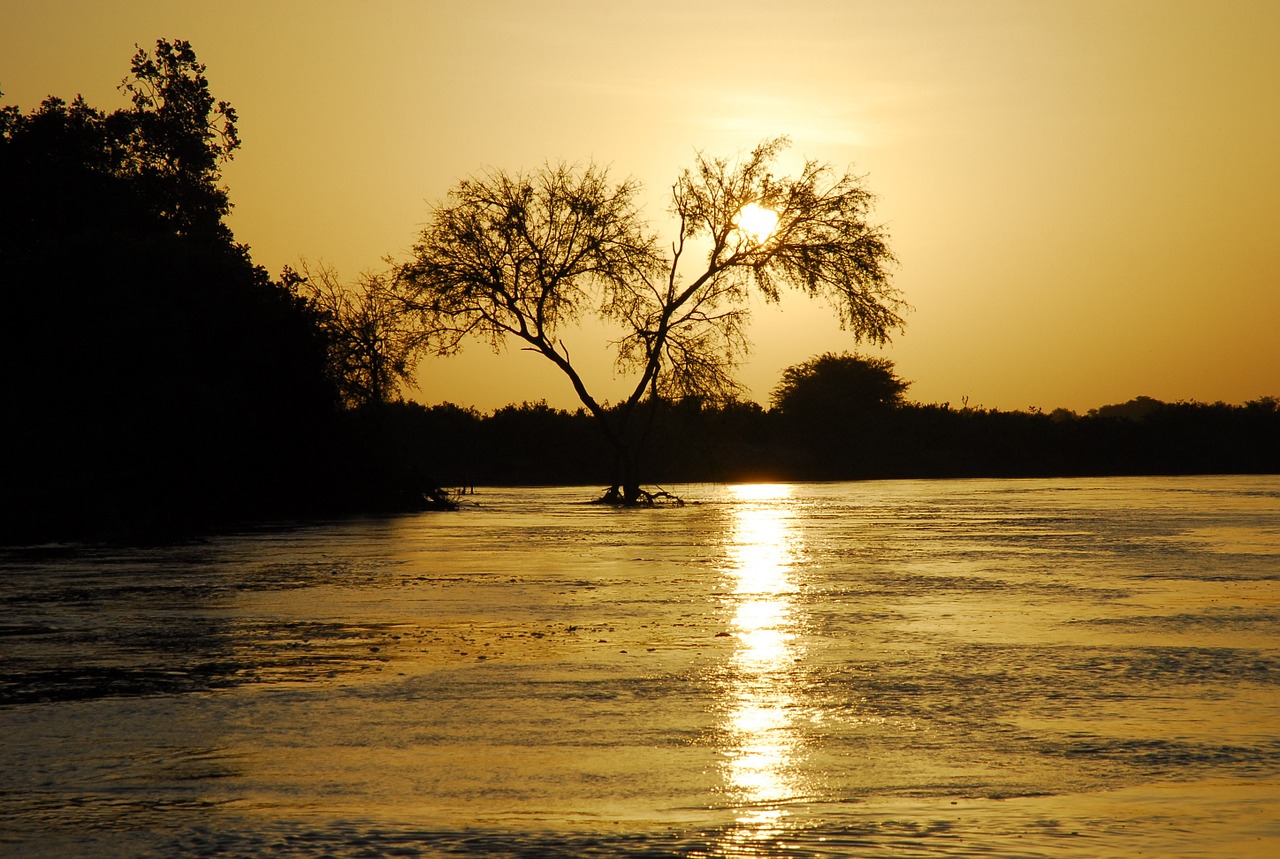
[359,364,1280,491]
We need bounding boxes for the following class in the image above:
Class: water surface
[2,477,1278,857]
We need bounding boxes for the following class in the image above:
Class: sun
[734,202,779,244]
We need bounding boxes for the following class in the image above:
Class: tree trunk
[615,447,640,504]
[598,438,644,506]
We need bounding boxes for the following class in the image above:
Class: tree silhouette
[1,40,344,539]
[772,352,909,418]
[284,261,427,408]
[771,352,910,476]
[115,39,240,239]
[401,138,905,503]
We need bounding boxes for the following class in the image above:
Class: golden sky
[5,1,1278,412]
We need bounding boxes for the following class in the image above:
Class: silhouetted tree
[1,40,349,540]
[772,352,909,419]
[401,138,905,503]
[115,39,241,239]
[283,260,427,408]
[769,352,910,476]
[1089,395,1165,421]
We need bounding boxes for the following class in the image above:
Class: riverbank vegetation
[351,386,1280,491]
[0,41,443,542]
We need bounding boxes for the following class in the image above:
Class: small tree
[401,138,906,503]
[771,352,910,475]
[771,352,910,419]
[284,261,426,408]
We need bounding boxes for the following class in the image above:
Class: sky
[5,0,1279,413]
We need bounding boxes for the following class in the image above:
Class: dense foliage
[353,393,1280,491]
[0,41,426,540]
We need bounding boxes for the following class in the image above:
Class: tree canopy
[1,40,351,539]
[772,352,910,418]
[401,138,906,503]
[283,261,428,409]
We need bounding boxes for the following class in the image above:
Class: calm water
[1,477,1278,858]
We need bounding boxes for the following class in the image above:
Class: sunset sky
[5,1,1278,413]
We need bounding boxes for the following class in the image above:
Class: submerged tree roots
[592,486,686,508]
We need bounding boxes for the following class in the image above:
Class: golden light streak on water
[719,483,812,851]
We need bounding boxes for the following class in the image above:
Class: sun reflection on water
[718,483,810,849]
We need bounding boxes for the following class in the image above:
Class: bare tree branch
[398,139,906,502]
[285,260,427,408]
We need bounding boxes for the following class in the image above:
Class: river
[1,476,1278,857]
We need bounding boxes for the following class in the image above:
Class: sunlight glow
[718,483,810,848]
[733,202,780,244]
[731,483,791,502]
